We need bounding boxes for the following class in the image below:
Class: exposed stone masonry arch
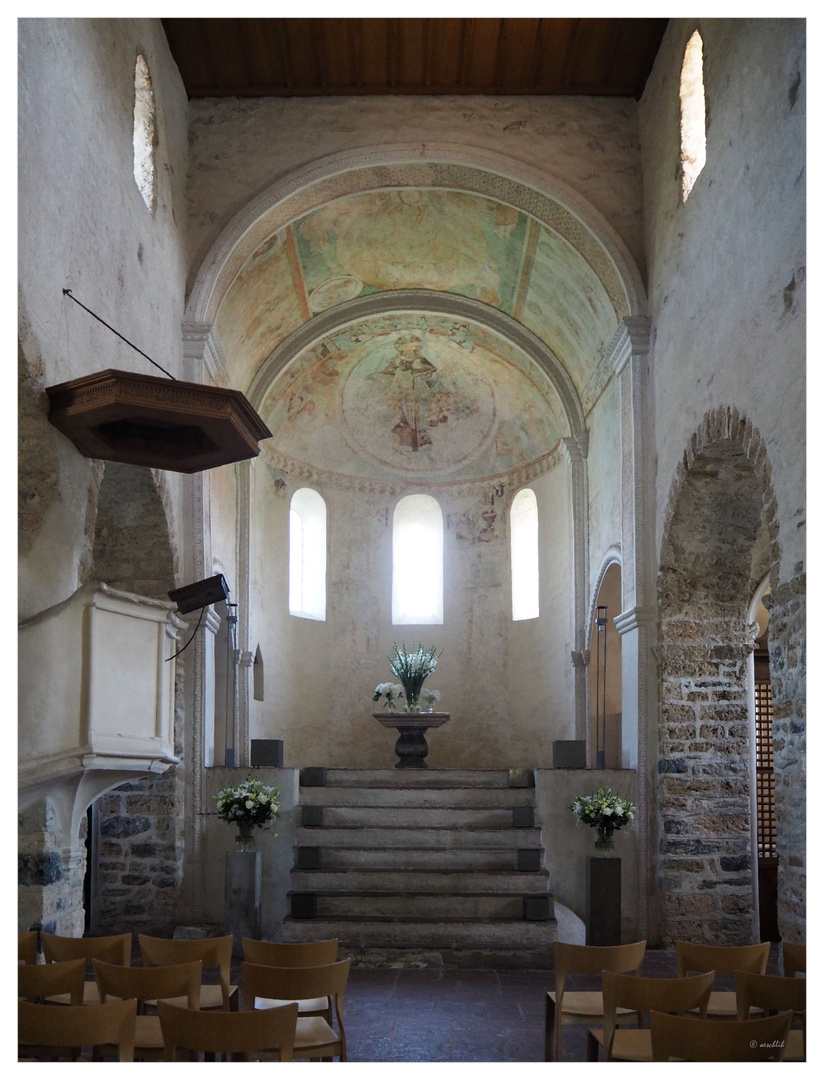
[654,405,792,944]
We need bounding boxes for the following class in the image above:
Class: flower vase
[235,824,255,850]
[594,824,615,852]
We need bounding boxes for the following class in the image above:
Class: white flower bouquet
[215,776,279,846]
[373,641,442,713]
[570,787,635,851]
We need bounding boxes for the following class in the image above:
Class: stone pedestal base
[586,855,621,946]
[225,850,261,957]
[373,712,450,769]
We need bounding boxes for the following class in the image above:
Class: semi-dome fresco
[259,311,565,485]
[214,179,623,414]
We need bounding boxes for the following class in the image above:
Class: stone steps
[284,768,557,966]
[290,869,549,892]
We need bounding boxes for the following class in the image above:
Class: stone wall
[94,766,185,937]
[765,574,806,943]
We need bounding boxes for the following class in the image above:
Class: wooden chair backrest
[41,931,131,968]
[241,958,350,1022]
[18,930,39,965]
[18,998,138,1061]
[158,999,299,1061]
[18,958,86,1005]
[138,933,233,1004]
[601,969,715,1059]
[93,958,202,1010]
[553,940,646,997]
[674,940,769,977]
[782,942,806,978]
[650,1008,792,1061]
[735,970,807,1019]
[242,937,339,967]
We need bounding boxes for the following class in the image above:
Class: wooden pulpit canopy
[46,369,272,473]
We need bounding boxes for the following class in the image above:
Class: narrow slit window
[511,488,539,621]
[289,488,326,621]
[392,494,443,625]
[133,54,157,210]
[680,30,707,202]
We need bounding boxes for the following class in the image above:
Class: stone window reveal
[679,30,707,202]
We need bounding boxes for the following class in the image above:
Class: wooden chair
[159,999,299,1061]
[19,957,86,1006]
[242,937,339,1019]
[93,958,201,1059]
[650,1008,792,1061]
[545,939,646,1060]
[18,930,39,965]
[782,941,806,978]
[18,998,137,1061]
[139,932,238,1010]
[40,931,132,1005]
[674,939,770,1019]
[735,969,806,1061]
[587,969,715,1062]
[241,958,351,1061]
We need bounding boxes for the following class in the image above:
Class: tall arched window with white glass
[289,488,326,621]
[392,494,443,625]
[511,488,539,621]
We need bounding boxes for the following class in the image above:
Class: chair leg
[544,995,555,1061]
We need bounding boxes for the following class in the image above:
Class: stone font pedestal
[225,850,261,957]
[373,712,451,769]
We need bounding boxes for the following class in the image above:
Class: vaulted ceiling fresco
[211,160,632,487]
[258,312,565,486]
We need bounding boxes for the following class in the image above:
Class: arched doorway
[656,408,776,945]
[589,561,623,769]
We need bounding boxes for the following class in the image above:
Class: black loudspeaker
[168,574,230,614]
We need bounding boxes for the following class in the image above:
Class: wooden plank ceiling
[162,18,668,99]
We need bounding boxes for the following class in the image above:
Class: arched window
[133,54,157,210]
[289,488,326,621]
[510,488,539,621]
[392,494,443,625]
[680,30,707,202]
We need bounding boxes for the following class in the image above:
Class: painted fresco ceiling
[259,312,566,486]
[215,180,626,486]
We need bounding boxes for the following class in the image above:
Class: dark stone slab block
[586,856,621,946]
[523,895,550,921]
[512,806,535,828]
[301,805,324,827]
[250,739,284,766]
[517,849,541,872]
[295,847,321,870]
[552,740,587,769]
[291,893,317,919]
[300,767,327,787]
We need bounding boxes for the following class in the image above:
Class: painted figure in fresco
[370,335,448,452]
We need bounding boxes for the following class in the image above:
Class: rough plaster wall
[18,18,189,620]
[640,19,805,581]
[641,19,805,944]
[18,18,190,930]
[244,460,572,769]
[184,94,645,297]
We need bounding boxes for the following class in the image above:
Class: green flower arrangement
[570,787,635,851]
[215,776,279,847]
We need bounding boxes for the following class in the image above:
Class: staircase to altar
[283,768,558,967]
